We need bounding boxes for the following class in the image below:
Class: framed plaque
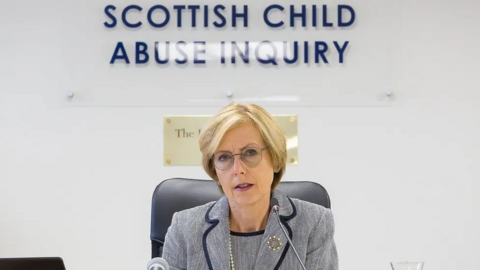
[163,115,298,166]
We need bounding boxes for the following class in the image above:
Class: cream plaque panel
[164,115,298,166]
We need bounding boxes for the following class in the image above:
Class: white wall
[1,1,479,270]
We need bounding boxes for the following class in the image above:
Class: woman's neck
[229,198,270,233]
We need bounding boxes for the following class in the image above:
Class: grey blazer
[162,189,338,270]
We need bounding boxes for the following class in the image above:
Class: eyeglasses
[212,146,268,171]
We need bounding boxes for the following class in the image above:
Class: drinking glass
[390,262,424,270]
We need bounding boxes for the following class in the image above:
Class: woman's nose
[232,155,246,175]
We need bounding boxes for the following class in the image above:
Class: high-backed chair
[150,178,331,258]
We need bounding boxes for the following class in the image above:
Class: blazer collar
[203,189,297,270]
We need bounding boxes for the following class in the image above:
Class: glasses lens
[213,152,233,170]
[241,147,263,166]
[213,147,265,171]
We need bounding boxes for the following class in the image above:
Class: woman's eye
[218,154,231,162]
[244,148,258,156]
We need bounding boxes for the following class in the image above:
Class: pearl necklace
[229,233,235,270]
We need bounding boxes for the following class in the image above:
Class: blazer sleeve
[162,212,187,270]
[305,208,339,270]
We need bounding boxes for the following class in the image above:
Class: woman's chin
[231,193,263,206]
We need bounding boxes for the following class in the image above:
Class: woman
[163,103,338,270]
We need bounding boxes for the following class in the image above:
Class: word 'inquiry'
[110,41,349,65]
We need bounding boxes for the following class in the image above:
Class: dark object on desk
[0,257,66,270]
[150,177,331,258]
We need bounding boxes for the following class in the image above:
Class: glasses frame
[211,146,268,171]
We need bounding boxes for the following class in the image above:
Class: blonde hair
[199,102,287,193]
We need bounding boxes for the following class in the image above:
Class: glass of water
[391,262,424,270]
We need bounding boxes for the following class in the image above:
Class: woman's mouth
[234,183,253,192]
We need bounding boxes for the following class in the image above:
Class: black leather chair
[150,178,331,258]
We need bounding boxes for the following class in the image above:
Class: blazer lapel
[253,190,297,270]
[202,196,231,270]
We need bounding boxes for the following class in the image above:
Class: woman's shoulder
[173,200,217,222]
[289,197,332,222]
[167,201,218,239]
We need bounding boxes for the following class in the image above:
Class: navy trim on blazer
[202,196,298,270]
[273,196,297,270]
[203,202,218,270]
